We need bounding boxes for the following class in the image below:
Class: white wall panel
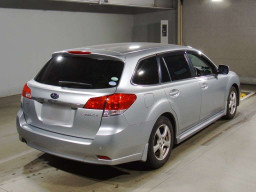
[0,8,133,97]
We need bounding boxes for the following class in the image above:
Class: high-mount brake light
[97,155,111,160]
[67,51,91,55]
[84,94,137,117]
[22,83,32,99]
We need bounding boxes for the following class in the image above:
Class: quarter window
[188,54,215,76]
[133,57,159,85]
[163,54,192,81]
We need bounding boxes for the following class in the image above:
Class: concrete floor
[0,85,256,192]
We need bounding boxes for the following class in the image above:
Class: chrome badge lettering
[83,113,99,117]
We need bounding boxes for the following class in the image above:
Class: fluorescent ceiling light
[212,0,223,2]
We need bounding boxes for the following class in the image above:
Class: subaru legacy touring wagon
[17,43,240,168]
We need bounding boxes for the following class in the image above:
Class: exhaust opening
[21,138,27,144]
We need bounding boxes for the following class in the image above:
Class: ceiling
[0,0,174,14]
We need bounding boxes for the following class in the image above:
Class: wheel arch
[141,111,178,162]
[161,112,178,144]
[232,83,240,106]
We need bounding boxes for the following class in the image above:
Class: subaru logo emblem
[50,93,59,99]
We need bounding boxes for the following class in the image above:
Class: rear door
[23,54,124,139]
[159,51,202,134]
[186,51,227,121]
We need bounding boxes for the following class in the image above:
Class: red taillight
[105,94,137,110]
[84,94,137,116]
[84,96,108,110]
[68,51,91,55]
[22,83,32,99]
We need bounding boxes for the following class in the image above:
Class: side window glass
[163,54,192,81]
[133,57,159,85]
[188,54,214,76]
[160,58,171,83]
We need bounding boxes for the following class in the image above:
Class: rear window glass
[35,55,124,89]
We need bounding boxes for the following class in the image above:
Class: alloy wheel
[153,124,171,161]
[229,90,237,115]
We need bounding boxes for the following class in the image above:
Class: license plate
[41,104,74,126]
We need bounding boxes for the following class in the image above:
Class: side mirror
[218,65,229,75]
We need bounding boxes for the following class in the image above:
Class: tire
[224,86,238,120]
[145,116,174,169]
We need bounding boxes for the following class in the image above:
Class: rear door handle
[201,83,208,89]
[169,89,180,97]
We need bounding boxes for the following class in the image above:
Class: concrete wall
[183,0,256,84]
[0,8,133,97]
[133,10,177,44]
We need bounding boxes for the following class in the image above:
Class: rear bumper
[16,109,146,165]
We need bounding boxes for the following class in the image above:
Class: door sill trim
[176,110,225,143]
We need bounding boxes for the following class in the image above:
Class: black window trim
[159,56,172,82]
[131,49,216,87]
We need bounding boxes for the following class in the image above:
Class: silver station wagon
[17,43,240,168]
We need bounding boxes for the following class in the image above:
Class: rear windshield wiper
[58,81,92,88]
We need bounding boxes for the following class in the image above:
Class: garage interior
[1,0,256,191]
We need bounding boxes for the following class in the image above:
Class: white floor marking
[241,91,256,101]
[0,149,35,165]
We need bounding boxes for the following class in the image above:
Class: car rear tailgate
[22,80,117,139]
